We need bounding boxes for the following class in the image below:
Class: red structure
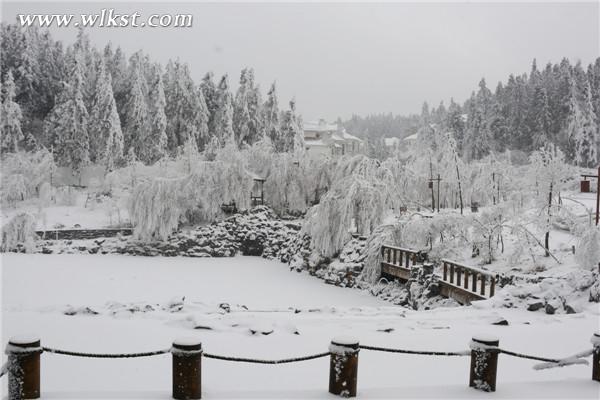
[580,166,599,225]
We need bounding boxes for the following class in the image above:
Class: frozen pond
[2,254,599,399]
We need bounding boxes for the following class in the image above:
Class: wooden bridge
[380,245,498,305]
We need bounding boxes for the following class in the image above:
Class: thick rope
[497,347,596,364]
[359,345,470,356]
[42,347,171,359]
[203,351,330,364]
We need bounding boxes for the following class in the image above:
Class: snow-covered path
[2,254,599,399]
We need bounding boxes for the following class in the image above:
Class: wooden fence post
[172,338,202,400]
[592,332,600,382]
[329,336,359,398]
[469,335,499,392]
[6,336,41,400]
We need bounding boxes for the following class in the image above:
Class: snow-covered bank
[2,254,600,399]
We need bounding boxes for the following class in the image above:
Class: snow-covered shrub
[576,226,600,270]
[470,205,509,264]
[1,212,38,252]
[0,173,27,206]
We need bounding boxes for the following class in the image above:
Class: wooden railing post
[592,332,600,382]
[443,262,448,280]
[392,249,397,265]
[480,275,486,296]
[329,337,359,398]
[469,335,499,392]
[472,273,477,292]
[464,270,470,289]
[490,276,496,297]
[450,264,455,284]
[6,336,41,400]
[172,338,202,400]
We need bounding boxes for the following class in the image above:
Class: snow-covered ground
[2,254,599,399]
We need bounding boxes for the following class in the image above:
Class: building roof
[305,139,329,147]
[403,133,419,141]
[384,137,402,147]
[304,119,338,132]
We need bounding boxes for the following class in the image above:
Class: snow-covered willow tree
[263,152,307,214]
[129,142,253,241]
[304,155,400,257]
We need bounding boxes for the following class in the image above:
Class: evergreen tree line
[345,58,600,167]
[0,24,304,170]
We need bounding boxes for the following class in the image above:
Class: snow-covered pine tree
[572,62,598,167]
[445,98,465,154]
[588,60,600,158]
[122,53,149,160]
[0,70,24,153]
[88,60,123,170]
[279,99,304,153]
[43,57,90,171]
[213,75,234,146]
[200,71,218,136]
[529,86,553,150]
[105,44,129,123]
[246,69,264,145]
[233,68,252,146]
[464,79,494,161]
[163,60,208,152]
[145,64,168,164]
[263,82,281,150]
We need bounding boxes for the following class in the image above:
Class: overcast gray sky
[2,1,599,122]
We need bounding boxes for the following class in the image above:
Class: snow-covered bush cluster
[0,212,38,252]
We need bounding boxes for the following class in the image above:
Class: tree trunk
[545,182,553,257]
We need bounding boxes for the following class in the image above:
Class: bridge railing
[441,259,498,298]
[381,245,425,269]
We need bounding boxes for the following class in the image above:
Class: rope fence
[2,333,599,399]
[203,351,330,364]
[359,344,470,357]
[42,347,171,359]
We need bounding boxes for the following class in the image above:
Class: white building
[304,119,364,157]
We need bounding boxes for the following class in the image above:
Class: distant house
[383,133,418,155]
[304,119,364,156]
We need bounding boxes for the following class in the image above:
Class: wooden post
[443,262,448,281]
[489,276,496,297]
[469,335,499,392]
[592,332,600,382]
[392,249,397,265]
[480,275,486,296]
[450,264,455,284]
[6,336,41,400]
[172,338,202,400]
[464,270,469,289]
[329,337,359,398]
[472,273,477,292]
